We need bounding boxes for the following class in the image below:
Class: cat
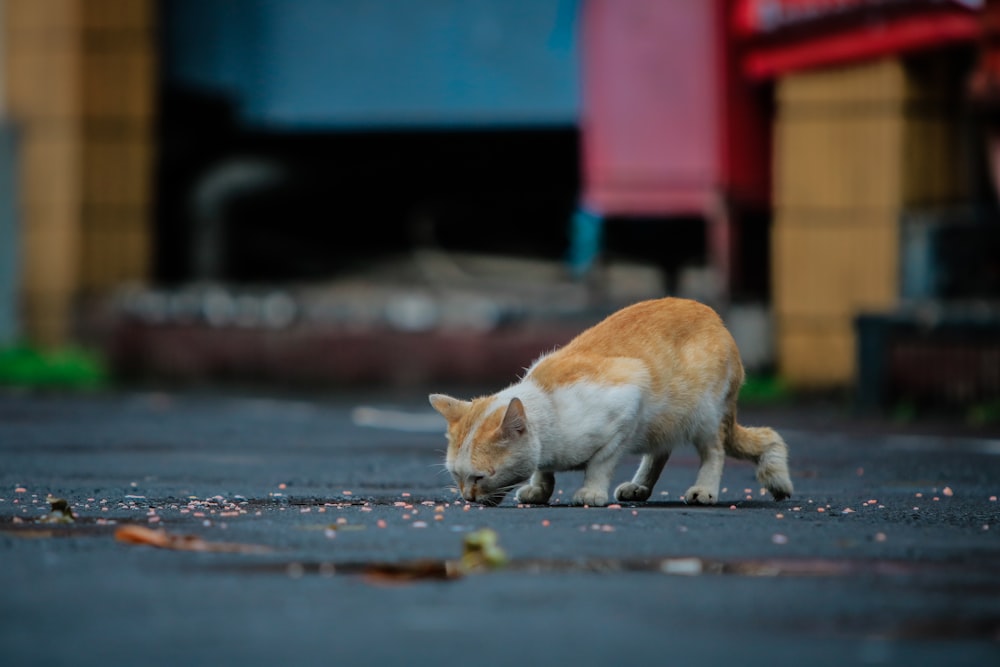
[428,297,793,507]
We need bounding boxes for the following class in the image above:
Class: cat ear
[428,394,472,423]
[500,397,527,437]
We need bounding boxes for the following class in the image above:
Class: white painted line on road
[352,406,445,432]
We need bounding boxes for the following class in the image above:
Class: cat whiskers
[475,480,524,506]
[427,461,452,478]
[494,481,523,494]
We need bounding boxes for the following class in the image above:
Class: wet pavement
[1,388,999,666]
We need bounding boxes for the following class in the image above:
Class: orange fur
[430,297,793,506]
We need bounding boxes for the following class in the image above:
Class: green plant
[739,374,792,405]
[0,344,109,390]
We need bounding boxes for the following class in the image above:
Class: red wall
[580,0,771,217]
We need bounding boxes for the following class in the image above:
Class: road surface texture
[1,388,998,666]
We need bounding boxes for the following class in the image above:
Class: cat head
[428,392,538,506]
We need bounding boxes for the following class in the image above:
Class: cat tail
[724,417,794,501]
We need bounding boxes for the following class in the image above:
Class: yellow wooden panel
[20,132,82,210]
[777,57,946,109]
[82,0,155,30]
[78,208,150,291]
[777,58,905,108]
[22,220,80,297]
[5,0,80,35]
[5,43,81,119]
[776,317,857,388]
[82,46,156,120]
[78,221,101,291]
[775,109,905,211]
[5,0,157,345]
[772,213,899,320]
[81,137,154,207]
[774,57,964,212]
[21,292,76,349]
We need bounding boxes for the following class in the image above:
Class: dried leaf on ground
[114,525,271,553]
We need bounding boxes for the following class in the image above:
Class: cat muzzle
[464,487,508,506]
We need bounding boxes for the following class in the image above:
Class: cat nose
[464,475,485,501]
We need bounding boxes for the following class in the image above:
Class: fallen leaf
[114,525,271,553]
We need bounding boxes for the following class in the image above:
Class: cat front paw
[571,487,609,507]
[614,482,652,502]
[683,485,718,505]
[516,483,553,505]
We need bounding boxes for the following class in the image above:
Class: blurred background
[0,0,998,420]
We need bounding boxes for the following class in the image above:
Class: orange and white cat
[429,297,793,507]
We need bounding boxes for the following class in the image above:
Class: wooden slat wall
[771,57,966,388]
[3,0,155,347]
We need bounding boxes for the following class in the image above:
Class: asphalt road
[1,388,999,666]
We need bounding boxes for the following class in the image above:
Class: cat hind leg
[684,432,725,505]
[728,425,794,501]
